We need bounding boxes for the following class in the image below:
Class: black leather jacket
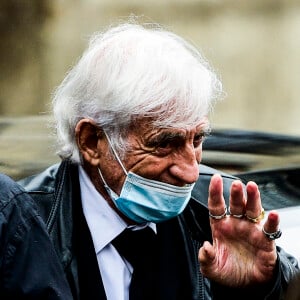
[0,173,73,300]
[19,160,299,300]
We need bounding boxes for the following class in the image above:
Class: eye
[155,138,181,155]
[158,139,172,149]
[146,134,183,156]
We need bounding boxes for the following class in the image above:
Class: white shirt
[78,166,155,300]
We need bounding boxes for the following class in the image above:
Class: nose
[169,145,201,184]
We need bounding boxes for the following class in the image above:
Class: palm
[199,174,279,287]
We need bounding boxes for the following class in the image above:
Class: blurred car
[202,129,300,263]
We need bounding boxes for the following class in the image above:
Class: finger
[198,241,215,265]
[229,180,246,216]
[262,210,282,242]
[245,181,264,222]
[263,210,280,233]
[208,174,226,217]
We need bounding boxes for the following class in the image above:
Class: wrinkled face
[98,117,211,195]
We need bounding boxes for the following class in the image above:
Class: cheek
[129,156,170,180]
[99,154,126,192]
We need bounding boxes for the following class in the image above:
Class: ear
[75,118,104,166]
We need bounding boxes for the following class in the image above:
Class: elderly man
[19,22,298,299]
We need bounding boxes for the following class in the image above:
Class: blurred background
[0,0,300,178]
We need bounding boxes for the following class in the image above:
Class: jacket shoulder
[18,163,60,194]
[0,173,29,207]
[18,163,61,224]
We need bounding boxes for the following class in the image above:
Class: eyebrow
[145,131,182,146]
[147,126,211,147]
[158,131,186,140]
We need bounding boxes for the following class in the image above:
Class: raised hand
[198,174,281,287]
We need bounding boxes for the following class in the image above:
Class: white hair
[52,22,223,163]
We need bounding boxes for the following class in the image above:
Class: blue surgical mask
[98,133,195,224]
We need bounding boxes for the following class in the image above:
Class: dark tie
[112,227,158,300]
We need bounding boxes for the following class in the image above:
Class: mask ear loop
[97,167,109,189]
[103,130,128,176]
[97,130,128,198]
[97,130,122,199]
[97,166,120,199]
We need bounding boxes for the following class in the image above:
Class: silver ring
[209,206,227,220]
[228,207,244,219]
[262,227,282,240]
